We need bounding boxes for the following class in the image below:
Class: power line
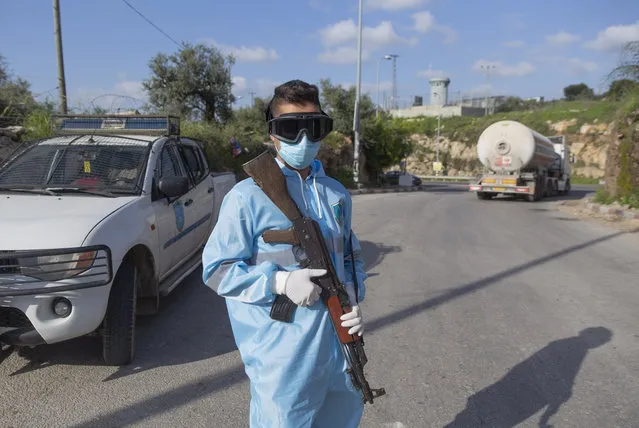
[33,86,59,98]
[121,0,182,48]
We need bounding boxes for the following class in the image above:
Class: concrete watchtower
[429,77,450,106]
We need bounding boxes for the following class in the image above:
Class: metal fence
[418,175,477,182]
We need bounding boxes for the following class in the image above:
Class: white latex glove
[341,305,364,336]
[272,268,326,307]
[340,281,363,335]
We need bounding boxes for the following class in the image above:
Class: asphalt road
[2,183,639,427]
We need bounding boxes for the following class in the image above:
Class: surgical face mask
[277,134,321,169]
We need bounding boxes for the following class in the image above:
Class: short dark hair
[267,80,321,119]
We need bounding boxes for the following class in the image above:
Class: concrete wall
[389,105,486,119]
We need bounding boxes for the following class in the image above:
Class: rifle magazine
[270,294,296,323]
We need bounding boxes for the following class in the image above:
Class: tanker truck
[469,120,573,202]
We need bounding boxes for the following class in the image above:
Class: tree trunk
[204,100,216,122]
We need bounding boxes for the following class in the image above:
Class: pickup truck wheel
[102,258,137,366]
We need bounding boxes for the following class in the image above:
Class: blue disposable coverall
[202,157,368,427]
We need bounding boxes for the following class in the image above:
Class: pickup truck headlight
[18,251,97,282]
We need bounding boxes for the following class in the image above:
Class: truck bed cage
[51,114,180,137]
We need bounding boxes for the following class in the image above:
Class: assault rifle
[242,151,386,404]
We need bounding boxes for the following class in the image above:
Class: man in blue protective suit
[202,79,368,427]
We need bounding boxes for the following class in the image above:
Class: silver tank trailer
[477,120,561,173]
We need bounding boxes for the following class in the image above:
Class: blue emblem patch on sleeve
[331,200,343,227]
[173,201,185,231]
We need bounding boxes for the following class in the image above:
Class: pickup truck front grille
[0,251,19,275]
[0,306,32,328]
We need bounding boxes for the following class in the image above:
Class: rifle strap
[349,231,359,304]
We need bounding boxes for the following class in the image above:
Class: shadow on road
[69,363,248,428]
[479,189,595,204]
[366,231,624,334]
[359,240,402,277]
[51,234,621,427]
[9,269,238,381]
[443,327,613,428]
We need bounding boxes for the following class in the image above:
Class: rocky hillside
[0,126,25,165]
[603,108,639,200]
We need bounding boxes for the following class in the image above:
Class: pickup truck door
[175,141,215,250]
[152,140,198,279]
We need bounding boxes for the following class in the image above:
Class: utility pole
[248,89,255,107]
[376,58,380,117]
[53,0,67,114]
[352,0,363,189]
[228,62,233,111]
[436,113,441,176]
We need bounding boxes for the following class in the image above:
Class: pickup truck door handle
[207,187,214,193]
[184,198,194,207]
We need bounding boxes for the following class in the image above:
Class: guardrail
[418,175,477,182]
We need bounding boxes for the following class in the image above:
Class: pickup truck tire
[102,257,137,366]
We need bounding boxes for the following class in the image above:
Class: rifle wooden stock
[326,295,358,344]
[263,229,300,246]
[243,151,302,221]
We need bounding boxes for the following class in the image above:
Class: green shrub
[594,188,616,205]
[333,166,355,188]
[23,109,53,140]
[571,176,601,185]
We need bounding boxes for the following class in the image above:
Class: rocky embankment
[0,126,25,165]
[405,119,612,179]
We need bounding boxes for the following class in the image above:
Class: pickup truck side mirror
[158,176,189,198]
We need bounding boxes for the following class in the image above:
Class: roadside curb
[558,199,639,220]
[348,185,429,195]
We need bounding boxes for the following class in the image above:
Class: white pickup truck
[0,115,236,365]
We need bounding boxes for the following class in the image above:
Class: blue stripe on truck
[163,213,212,249]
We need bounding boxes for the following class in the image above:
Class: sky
[1,0,638,111]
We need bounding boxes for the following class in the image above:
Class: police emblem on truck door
[173,200,185,232]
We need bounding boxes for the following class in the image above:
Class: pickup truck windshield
[0,136,148,194]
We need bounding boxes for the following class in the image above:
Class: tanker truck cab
[0,114,236,366]
[470,120,572,202]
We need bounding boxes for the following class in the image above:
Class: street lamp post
[433,92,442,176]
[388,54,399,110]
[352,0,364,189]
[480,64,496,116]
[436,113,441,170]
[376,55,392,117]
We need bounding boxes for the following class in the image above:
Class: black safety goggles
[267,113,334,144]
